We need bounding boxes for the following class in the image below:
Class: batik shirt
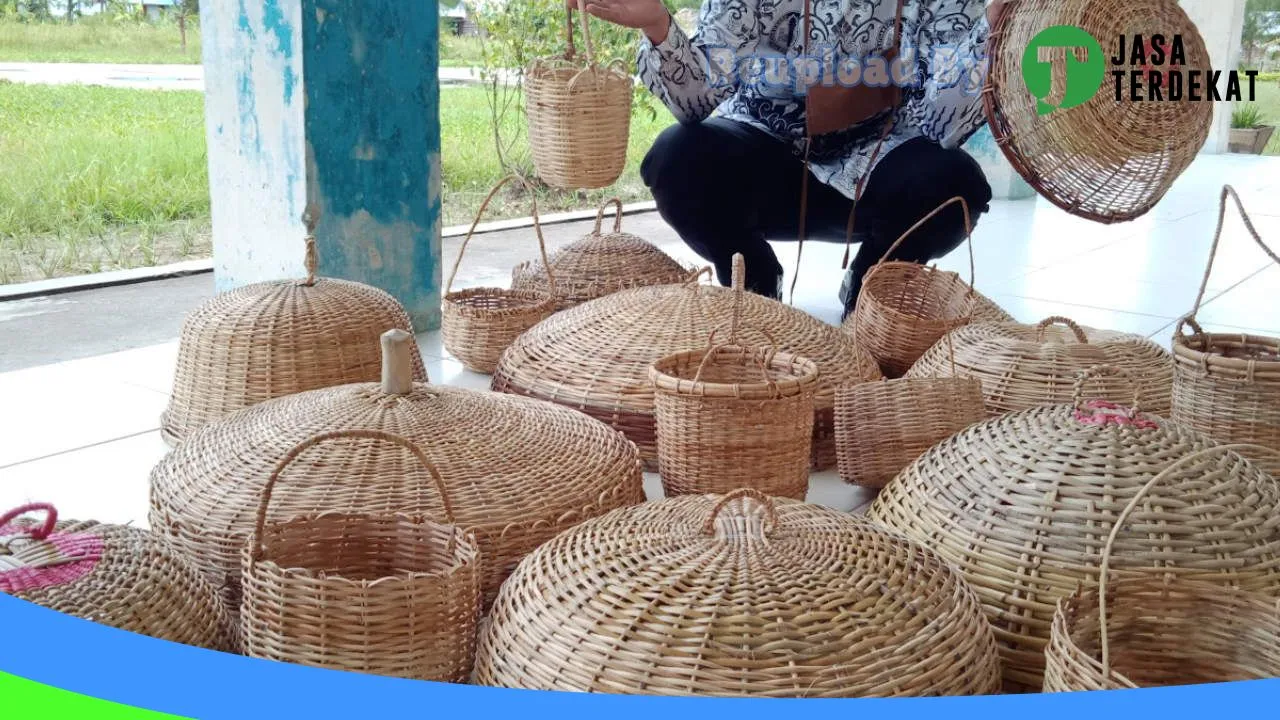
[638,0,992,199]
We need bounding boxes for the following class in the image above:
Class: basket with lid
[475,488,1002,697]
[162,208,426,444]
[869,366,1280,690]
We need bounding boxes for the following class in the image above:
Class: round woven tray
[867,367,1280,690]
[162,210,426,445]
[475,489,1002,697]
[985,0,1213,222]
[1,504,233,652]
[150,330,643,622]
[907,316,1173,417]
[512,198,688,310]
[493,255,882,471]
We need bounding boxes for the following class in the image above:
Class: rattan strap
[1072,365,1141,415]
[445,175,556,297]
[593,197,624,235]
[699,488,779,538]
[1037,316,1089,344]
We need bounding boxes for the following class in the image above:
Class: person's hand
[564,0,671,46]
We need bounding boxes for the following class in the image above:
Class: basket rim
[1172,331,1280,371]
[443,287,555,318]
[649,345,819,399]
[860,263,975,327]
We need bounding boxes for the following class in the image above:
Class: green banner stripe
[0,671,190,719]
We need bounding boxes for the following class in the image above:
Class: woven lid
[475,489,1002,697]
[985,0,1213,222]
[0,504,233,651]
[162,210,426,444]
[868,367,1280,688]
[907,316,1173,416]
[493,255,882,469]
[151,331,644,611]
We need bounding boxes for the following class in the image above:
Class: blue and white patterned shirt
[638,0,992,199]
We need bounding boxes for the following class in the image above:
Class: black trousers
[640,117,993,313]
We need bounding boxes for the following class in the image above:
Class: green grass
[0,16,201,64]
[1239,81,1280,155]
[439,32,485,68]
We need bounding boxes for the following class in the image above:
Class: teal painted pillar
[201,0,442,330]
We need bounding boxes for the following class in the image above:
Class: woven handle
[445,175,556,298]
[701,489,779,539]
[1071,365,1141,415]
[1178,186,1279,338]
[565,0,595,65]
[683,266,714,286]
[380,329,416,395]
[593,198,624,235]
[695,324,780,385]
[1096,442,1280,682]
[867,196,975,294]
[1036,316,1089,344]
[300,205,320,286]
[250,430,456,560]
[0,503,58,541]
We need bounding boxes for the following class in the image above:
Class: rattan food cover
[475,489,1002,697]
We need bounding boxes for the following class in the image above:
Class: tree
[174,0,199,53]
[1243,0,1280,67]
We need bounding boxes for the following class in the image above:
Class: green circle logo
[1021,25,1106,115]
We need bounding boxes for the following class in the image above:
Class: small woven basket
[512,198,688,310]
[525,2,632,189]
[1044,444,1280,691]
[1172,186,1280,477]
[241,430,481,681]
[0,504,233,651]
[442,175,557,374]
[985,0,1213,223]
[849,196,981,377]
[650,302,819,499]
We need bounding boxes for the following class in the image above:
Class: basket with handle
[649,258,819,499]
[1044,443,1280,691]
[1171,185,1280,477]
[442,175,558,374]
[846,196,981,377]
[240,429,482,681]
[525,0,633,189]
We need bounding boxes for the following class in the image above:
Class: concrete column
[201,0,443,330]
[1181,0,1248,154]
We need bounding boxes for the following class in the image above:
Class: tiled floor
[1,153,1277,528]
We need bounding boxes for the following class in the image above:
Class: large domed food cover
[476,489,1002,697]
[151,330,644,612]
[869,367,1280,689]
[493,254,883,469]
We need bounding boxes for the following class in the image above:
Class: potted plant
[1229,104,1276,154]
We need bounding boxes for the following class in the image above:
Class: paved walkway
[0,62,490,91]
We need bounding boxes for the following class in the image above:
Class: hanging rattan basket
[151,330,643,621]
[985,0,1213,223]
[525,2,632,189]
[475,488,1002,697]
[492,254,882,471]
[868,367,1280,690]
[162,209,426,445]
[1172,186,1280,477]
[241,430,481,681]
[907,316,1174,417]
[1043,444,1280,691]
[0,503,233,651]
[442,175,558,374]
[847,197,985,377]
[512,198,688,310]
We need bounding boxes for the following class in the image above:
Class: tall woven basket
[1172,186,1280,477]
[241,430,481,681]
[442,175,557,374]
[476,489,1002,697]
[985,0,1213,222]
[162,209,426,444]
[1044,444,1280,691]
[525,2,632,189]
[0,504,233,652]
[848,196,982,377]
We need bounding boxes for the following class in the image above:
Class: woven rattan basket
[907,316,1174,417]
[151,330,643,620]
[650,311,819,499]
[1043,444,1280,691]
[241,430,481,681]
[475,489,1002,697]
[0,504,233,651]
[493,254,882,471]
[525,3,632,189]
[847,197,984,377]
[512,198,688,310]
[985,0,1213,223]
[442,176,557,374]
[868,367,1280,690]
[1172,187,1280,477]
[162,210,426,445]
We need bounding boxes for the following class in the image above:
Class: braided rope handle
[1071,365,1142,416]
[701,489,779,538]
[1036,316,1089,344]
[0,503,58,541]
[445,174,556,298]
[593,197,624,235]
